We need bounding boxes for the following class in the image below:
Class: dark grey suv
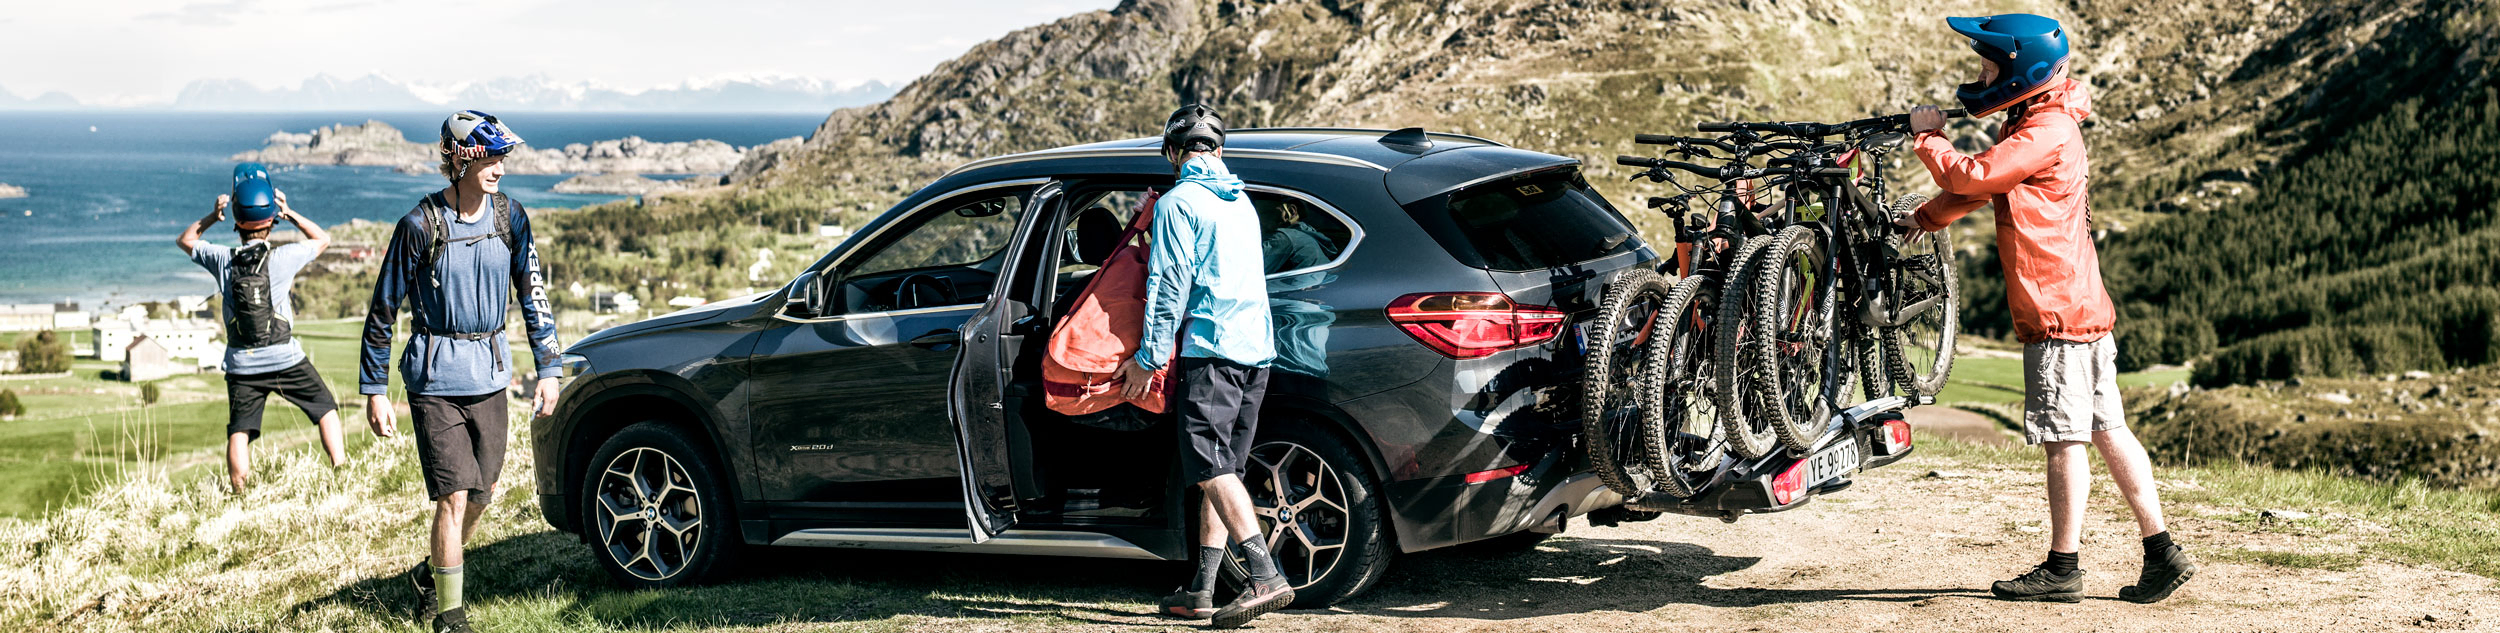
[533,128,1662,606]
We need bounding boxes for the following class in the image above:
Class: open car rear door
[947,181,1064,542]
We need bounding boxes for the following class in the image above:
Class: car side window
[1255,192,1350,276]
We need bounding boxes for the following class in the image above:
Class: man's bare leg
[1202,474,1263,545]
[315,411,347,468]
[2092,427,2167,538]
[225,432,251,493]
[2044,440,2090,554]
[1198,494,1228,547]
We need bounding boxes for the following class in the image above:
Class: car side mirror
[789,270,826,317]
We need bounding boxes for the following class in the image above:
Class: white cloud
[1,0,1120,105]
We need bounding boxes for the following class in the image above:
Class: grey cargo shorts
[2022,335,2127,445]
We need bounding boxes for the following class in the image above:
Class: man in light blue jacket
[1117,104,1289,628]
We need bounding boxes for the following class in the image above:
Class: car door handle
[909,329,962,349]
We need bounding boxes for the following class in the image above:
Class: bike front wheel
[1886,195,1960,397]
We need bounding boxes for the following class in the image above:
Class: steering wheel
[893,273,957,310]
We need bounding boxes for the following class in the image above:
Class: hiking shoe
[1157,587,1213,620]
[406,561,435,623]
[2120,546,2198,604]
[431,605,471,633]
[1210,577,1295,629]
[1990,565,2085,603]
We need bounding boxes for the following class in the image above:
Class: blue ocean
[0,111,826,305]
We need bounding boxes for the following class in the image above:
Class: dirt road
[963,450,2495,633]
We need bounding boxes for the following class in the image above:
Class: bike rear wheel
[1639,274,1726,500]
[1582,268,1673,498]
[1886,195,1960,397]
[1751,225,1833,453]
[1712,235,1782,460]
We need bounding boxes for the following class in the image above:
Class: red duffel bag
[1042,190,1171,418]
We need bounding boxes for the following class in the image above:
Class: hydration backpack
[417,191,516,289]
[225,241,292,349]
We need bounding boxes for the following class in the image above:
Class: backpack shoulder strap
[419,192,449,287]
[493,192,517,252]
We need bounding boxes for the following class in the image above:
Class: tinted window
[1413,170,1638,272]
[1257,193,1351,275]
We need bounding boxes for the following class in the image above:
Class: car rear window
[1407,169,1640,272]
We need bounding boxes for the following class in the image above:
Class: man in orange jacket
[1898,13,2195,604]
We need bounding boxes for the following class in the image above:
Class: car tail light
[1771,460,1807,505]
[1385,293,1568,359]
[1463,463,1532,484]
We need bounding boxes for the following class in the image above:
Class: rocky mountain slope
[234,121,765,178]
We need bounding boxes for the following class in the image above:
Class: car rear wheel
[580,421,740,588]
[1223,420,1393,608]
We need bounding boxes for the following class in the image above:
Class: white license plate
[1803,440,1861,490]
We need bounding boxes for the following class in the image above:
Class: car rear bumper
[1636,400,1922,521]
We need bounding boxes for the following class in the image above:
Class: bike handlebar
[1617,155,1848,180]
[1697,108,1970,137]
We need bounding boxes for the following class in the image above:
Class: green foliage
[139,383,159,407]
[14,331,69,374]
[0,390,21,418]
[2193,325,2444,388]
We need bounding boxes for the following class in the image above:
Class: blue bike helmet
[440,109,524,157]
[1948,14,2071,116]
[231,163,279,230]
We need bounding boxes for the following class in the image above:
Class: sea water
[0,111,824,305]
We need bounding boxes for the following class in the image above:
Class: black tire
[1581,268,1672,499]
[579,421,741,588]
[1885,196,1959,397]
[1712,235,1781,459]
[1639,274,1725,499]
[1224,420,1394,608]
[1751,225,1834,453]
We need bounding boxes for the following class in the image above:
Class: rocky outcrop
[232,121,749,176]
[550,173,707,196]
[0,183,24,199]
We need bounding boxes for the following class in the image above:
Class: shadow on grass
[296,530,1984,628]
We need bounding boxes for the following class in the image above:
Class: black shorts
[1176,356,1269,484]
[223,359,338,440]
[411,391,510,504]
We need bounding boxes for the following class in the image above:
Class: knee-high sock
[434,564,464,613]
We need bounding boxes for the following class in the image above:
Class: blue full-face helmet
[231,163,278,230]
[1948,14,2071,116]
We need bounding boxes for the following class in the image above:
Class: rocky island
[0,183,24,199]
[231,121,786,195]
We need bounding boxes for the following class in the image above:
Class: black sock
[1235,537,1283,583]
[2142,531,2178,558]
[2043,550,2079,575]
[1187,546,1223,593]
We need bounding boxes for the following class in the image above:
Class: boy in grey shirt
[177,176,344,493]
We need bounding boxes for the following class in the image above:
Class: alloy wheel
[594,447,704,582]
[1245,441,1350,590]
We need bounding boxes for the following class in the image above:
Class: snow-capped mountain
[161,73,896,112]
[0,85,88,110]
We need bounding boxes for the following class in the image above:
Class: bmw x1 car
[533,127,1668,606]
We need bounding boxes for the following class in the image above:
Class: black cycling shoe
[431,605,472,633]
[1211,576,1296,629]
[2119,546,2198,604]
[406,561,435,623]
[1157,587,1213,620]
[1990,565,2086,603]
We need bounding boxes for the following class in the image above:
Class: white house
[94,318,220,364]
[0,304,51,332]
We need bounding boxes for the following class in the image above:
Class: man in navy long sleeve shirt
[361,110,559,633]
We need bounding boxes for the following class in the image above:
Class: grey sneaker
[1991,565,2085,603]
[2119,547,2197,604]
[1210,576,1296,629]
[1157,587,1213,619]
[431,605,471,633]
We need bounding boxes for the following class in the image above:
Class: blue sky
[0,0,1123,105]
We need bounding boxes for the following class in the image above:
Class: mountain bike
[1697,109,1967,454]
[1609,131,1815,497]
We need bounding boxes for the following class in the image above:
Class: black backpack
[417,191,517,288]
[225,241,291,349]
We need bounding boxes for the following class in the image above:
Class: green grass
[2208,548,2367,572]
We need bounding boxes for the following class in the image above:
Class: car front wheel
[580,421,740,588]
